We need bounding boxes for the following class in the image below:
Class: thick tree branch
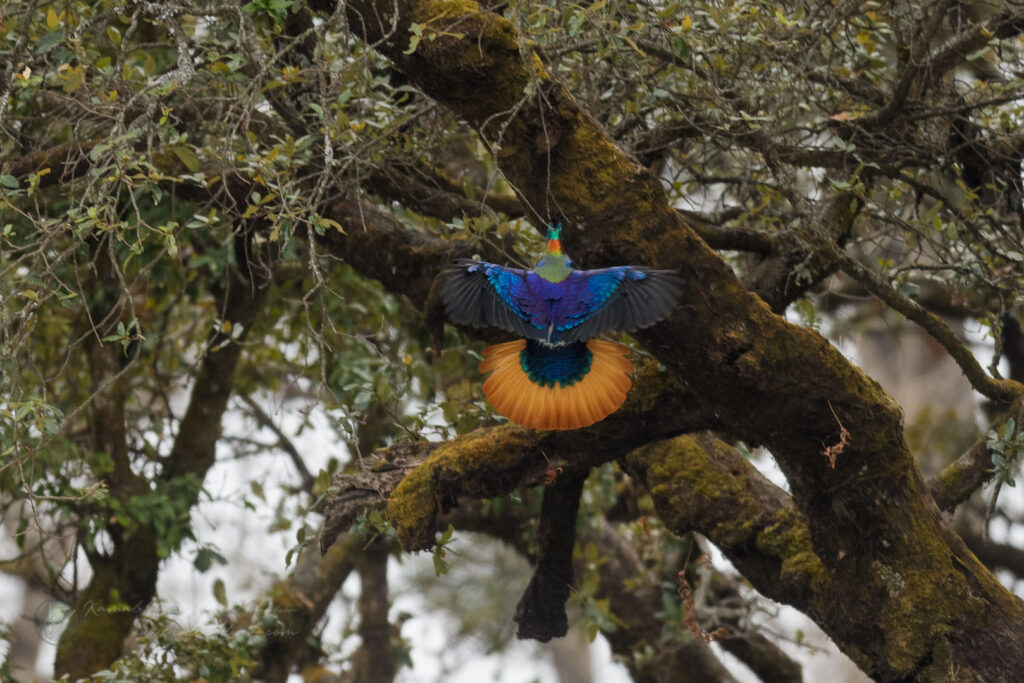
[254,537,360,682]
[343,539,398,683]
[161,245,275,483]
[54,235,159,678]
[742,191,861,311]
[366,157,524,220]
[323,427,814,677]
[716,626,803,683]
[316,198,480,309]
[677,209,777,256]
[928,396,1024,512]
[622,435,829,613]
[319,372,716,552]
[958,522,1024,578]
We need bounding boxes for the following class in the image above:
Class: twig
[833,249,1023,404]
[823,401,850,469]
[677,569,729,644]
[238,393,316,492]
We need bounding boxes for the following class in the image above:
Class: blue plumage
[478,266,633,335]
[446,237,681,344]
[520,340,593,388]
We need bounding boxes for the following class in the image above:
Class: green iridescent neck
[535,222,572,282]
[546,224,562,252]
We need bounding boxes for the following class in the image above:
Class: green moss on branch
[625,434,832,612]
[385,425,536,550]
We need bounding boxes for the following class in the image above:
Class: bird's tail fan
[478,339,632,430]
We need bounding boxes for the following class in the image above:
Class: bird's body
[440,224,682,430]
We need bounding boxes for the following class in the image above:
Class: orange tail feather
[477,340,633,430]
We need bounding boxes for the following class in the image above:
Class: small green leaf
[455,413,479,435]
[34,32,64,55]
[0,175,19,189]
[672,37,689,60]
[213,578,228,607]
[194,548,213,572]
[15,518,29,548]
[374,372,393,402]
[966,46,991,61]
[432,548,449,576]
[170,145,200,172]
[315,469,331,494]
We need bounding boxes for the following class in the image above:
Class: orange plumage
[478,339,633,430]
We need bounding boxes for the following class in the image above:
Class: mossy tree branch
[343,454,797,682]
[329,428,812,680]
[319,371,716,552]
[623,435,830,619]
[928,396,1024,512]
[253,537,361,682]
[320,407,819,678]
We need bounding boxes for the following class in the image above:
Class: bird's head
[535,221,572,281]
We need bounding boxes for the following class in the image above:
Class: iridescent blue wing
[439,260,543,339]
[557,267,683,342]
